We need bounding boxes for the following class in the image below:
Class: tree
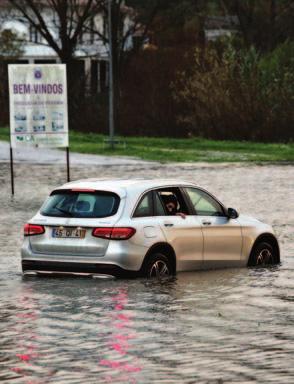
[0,29,24,60]
[7,0,104,129]
[8,0,101,63]
[91,0,218,133]
[172,39,294,141]
[221,0,294,51]
[87,0,171,134]
[7,0,168,133]
[0,28,24,124]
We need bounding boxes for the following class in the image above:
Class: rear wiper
[54,206,73,217]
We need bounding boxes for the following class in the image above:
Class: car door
[131,191,166,248]
[153,187,204,271]
[184,187,242,267]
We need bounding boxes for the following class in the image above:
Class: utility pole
[108,0,115,149]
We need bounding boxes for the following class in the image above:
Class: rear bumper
[22,260,138,278]
[21,237,147,274]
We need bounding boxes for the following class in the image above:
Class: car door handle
[164,223,174,227]
[202,220,211,226]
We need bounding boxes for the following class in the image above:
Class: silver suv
[21,179,280,278]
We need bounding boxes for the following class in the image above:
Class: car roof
[55,178,197,197]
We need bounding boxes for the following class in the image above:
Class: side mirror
[227,207,239,219]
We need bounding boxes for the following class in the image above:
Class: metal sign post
[9,145,14,196]
[66,146,70,182]
[8,64,70,194]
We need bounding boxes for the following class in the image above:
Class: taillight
[111,228,136,240]
[92,227,113,239]
[92,227,136,240]
[24,223,45,236]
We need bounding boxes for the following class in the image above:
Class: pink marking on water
[16,354,31,362]
[115,322,127,329]
[110,342,127,355]
[11,367,23,373]
[117,313,132,321]
[17,313,38,320]
[122,364,142,373]
[113,334,133,341]
[100,359,122,368]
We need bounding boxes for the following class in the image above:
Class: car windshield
[40,190,120,218]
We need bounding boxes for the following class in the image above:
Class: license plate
[52,227,86,239]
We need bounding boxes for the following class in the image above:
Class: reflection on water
[99,288,142,383]
[0,163,293,383]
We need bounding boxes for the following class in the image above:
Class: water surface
[0,162,293,383]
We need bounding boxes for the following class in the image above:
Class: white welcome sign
[8,64,68,148]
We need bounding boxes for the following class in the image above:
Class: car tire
[249,241,277,266]
[143,253,173,278]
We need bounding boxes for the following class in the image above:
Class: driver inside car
[163,194,186,219]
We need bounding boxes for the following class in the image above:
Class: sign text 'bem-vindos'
[13,83,64,94]
[8,64,68,148]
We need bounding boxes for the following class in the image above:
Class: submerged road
[0,140,155,166]
[0,141,293,383]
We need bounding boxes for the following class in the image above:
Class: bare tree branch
[8,0,102,62]
[9,0,62,55]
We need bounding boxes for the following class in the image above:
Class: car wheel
[250,242,277,266]
[144,253,172,278]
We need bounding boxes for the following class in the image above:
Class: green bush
[173,40,294,141]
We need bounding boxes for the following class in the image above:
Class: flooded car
[21,179,280,278]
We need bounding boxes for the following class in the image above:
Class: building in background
[205,15,238,41]
[0,0,135,95]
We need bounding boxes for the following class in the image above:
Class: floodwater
[0,162,293,383]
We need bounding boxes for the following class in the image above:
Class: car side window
[155,187,190,216]
[133,191,153,217]
[154,192,166,216]
[185,188,225,217]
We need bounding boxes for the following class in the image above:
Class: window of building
[90,17,95,44]
[29,25,41,43]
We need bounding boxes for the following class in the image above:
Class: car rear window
[40,190,120,218]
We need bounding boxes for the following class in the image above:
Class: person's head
[164,195,178,214]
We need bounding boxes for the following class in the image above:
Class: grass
[1,126,293,163]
